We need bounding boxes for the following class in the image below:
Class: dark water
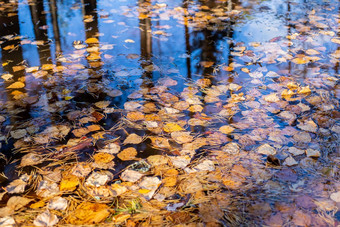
[0,0,339,225]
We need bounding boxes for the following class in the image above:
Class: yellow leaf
[298,86,311,95]
[12,65,25,72]
[60,175,79,191]
[7,81,25,89]
[3,45,15,50]
[87,53,101,61]
[117,147,137,161]
[162,176,177,187]
[66,202,110,224]
[291,57,309,64]
[138,188,151,194]
[41,64,54,70]
[163,123,184,133]
[30,200,45,209]
[93,153,114,164]
[219,125,235,134]
[65,96,74,100]
[85,37,99,44]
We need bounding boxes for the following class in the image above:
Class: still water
[0,0,339,225]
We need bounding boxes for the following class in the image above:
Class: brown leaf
[123,133,143,144]
[66,202,110,224]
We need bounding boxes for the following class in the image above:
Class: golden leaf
[219,125,235,134]
[85,37,99,44]
[163,123,184,133]
[7,81,25,89]
[291,57,309,64]
[41,64,55,70]
[127,111,144,121]
[117,147,137,161]
[93,153,114,164]
[60,175,79,191]
[66,202,110,224]
[30,200,46,209]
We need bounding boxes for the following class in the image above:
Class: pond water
[0,0,339,226]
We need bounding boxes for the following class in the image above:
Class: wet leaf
[257,144,276,155]
[7,81,25,89]
[163,123,184,133]
[66,202,110,225]
[218,125,235,134]
[117,147,137,161]
[127,111,144,121]
[170,131,193,144]
[10,129,26,139]
[34,210,59,227]
[59,175,79,191]
[72,127,90,137]
[123,133,143,144]
[93,152,114,164]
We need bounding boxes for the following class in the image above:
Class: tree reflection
[29,0,53,65]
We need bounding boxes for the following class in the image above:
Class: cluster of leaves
[0,0,339,226]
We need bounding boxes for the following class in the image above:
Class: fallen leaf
[85,37,99,44]
[170,131,193,144]
[7,81,25,89]
[34,210,59,227]
[59,175,79,191]
[127,111,144,121]
[10,129,27,139]
[163,123,184,133]
[123,133,143,144]
[219,125,235,134]
[257,144,276,155]
[117,147,137,161]
[120,170,143,182]
[93,153,114,164]
[48,197,68,210]
[72,128,90,137]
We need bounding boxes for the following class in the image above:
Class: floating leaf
[219,125,235,134]
[171,131,193,144]
[85,37,99,44]
[72,128,90,137]
[123,133,143,144]
[117,147,137,161]
[10,129,26,139]
[126,111,144,121]
[7,81,25,89]
[163,123,184,133]
[93,153,114,164]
